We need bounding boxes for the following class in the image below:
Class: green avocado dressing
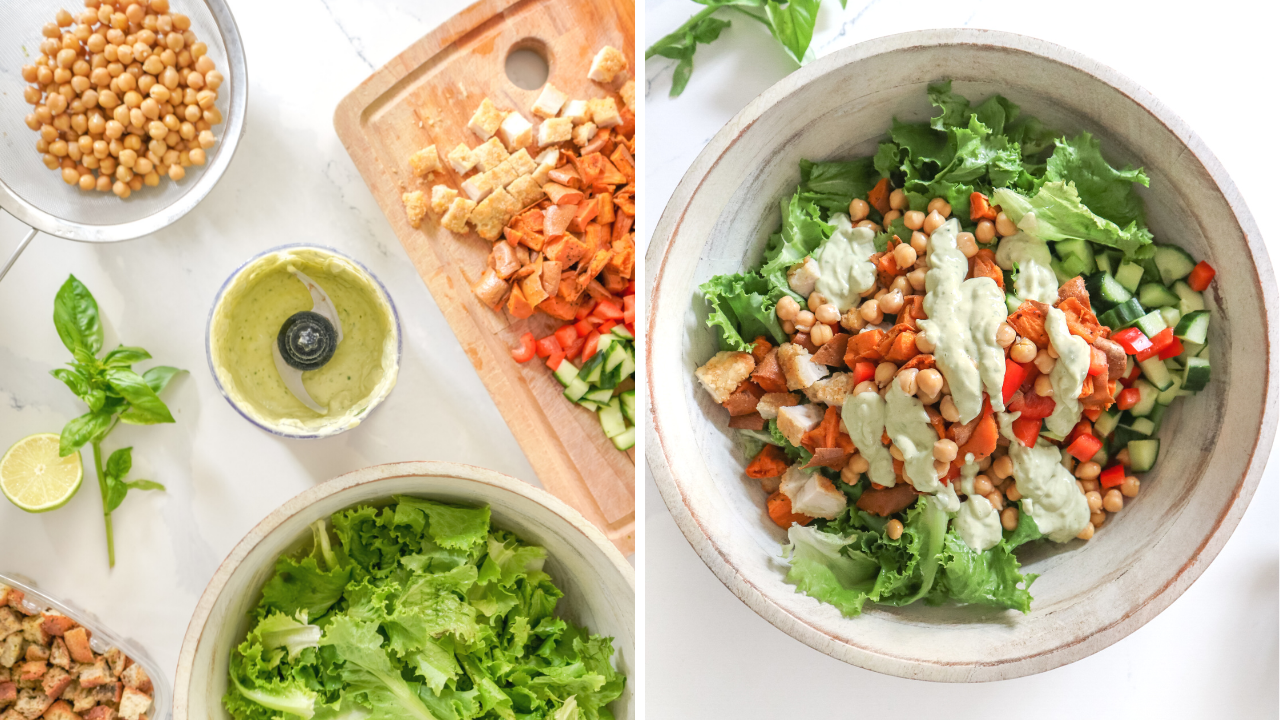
[813,213,878,312]
[995,232,1059,305]
[1043,307,1091,437]
[841,390,895,487]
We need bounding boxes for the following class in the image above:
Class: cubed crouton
[441,197,476,234]
[0,610,21,642]
[16,662,44,683]
[408,144,441,177]
[536,117,572,147]
[1,710,22,720]
[0,667,8,683]
[778,343,829,390]
[775,404,826,446]
[48,641,68,672]
[572,122,597,147]
[102,649,124,680]
[0,638,20,669]
[468,188,519,241]
[85,706,115,720]
[780,466,848,520]
[756,392,800,420]
[22,647,45,663]
[488,158,518,188]
[117,687,150,720]
[13,689,52,719]
[446,143,477,174]
[531,83,567,118]
[0,681,15,707]
[429,185,457,216]
[43,700,79,720]
[76,661,110,690]
[497,112,533,151]
[41,667,72,700]
[472,137,509,172]
[460,171,496,203]
[467,97,507,139]
[19,617,45,646]
[619,79,635,110]
[587,97,621,128]
[506,175,544,208]
[119,664,150,696]
[803,372,852,407]
[588,46,628,84]
[507,148,536,177]
[70,684,97,713]
[560,99,589,124]
[401,191,428,229]
[694,351,755,404]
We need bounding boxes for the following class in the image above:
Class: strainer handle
[0,227,37,282]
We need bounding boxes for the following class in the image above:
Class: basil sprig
[50,275,183,567]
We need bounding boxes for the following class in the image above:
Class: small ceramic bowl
[206,244,402,439]
[645,29,1278,681]
[172,461,635,718]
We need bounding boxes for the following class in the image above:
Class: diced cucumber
[598,397,627,438]
[1085,272,1132,311]
[604,343,627,373]
[1094,409,1122,438]
[1115,262,1145,293]
[1111,424,1146,450]
[1098,298,1146,329]
[578,399,600,412]
[1129,417,1156,436]
[1172,280,1205,315]
[1095,252,1115,276]
[618,350,635,380]
[610,426,636,450]
[1156,375,1182,405]
[1090,447,1109,466]
[620,390,635,422]
[1054,255,1089,282]
[1159,306,1182,330]
[1153,245,1197,285]
[611,326,634,340]
[1139,356,1173,391]
[563,376,590,402]
[1181,356,1210,392]
[1005,293,1022,314]
[579,353,605,384]
[1129,379,1159,417]
[1127,438,1160,472]
[1137,282,1179,308]
[1140,255,1163,284]
[584,386,614,405]
[1173,310,1209,345]
[596,366,619,390]
[1179,341,1205,360]
[553,361,579,387]
[1131,310,1167,338]
[1055,239,1095,272]
[1147,403,1167,434]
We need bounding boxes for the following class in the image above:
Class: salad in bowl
[693,82,1217,616]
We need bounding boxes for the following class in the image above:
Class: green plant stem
[645,4,720,58]
[91,439,115,567]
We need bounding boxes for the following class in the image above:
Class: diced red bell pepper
[623,295,636,324]
[535,336,561,358]
[1135,327,1174,362]
[1116,387,1140,410]
[593,300,624,321]
[511,332,536,363]
[1083,406,1102,422]
[1121,360,1143,387]
[1088,346,1108,377]
[1008,390,1056,420]
[1112,327,1152,356]
[942,463,961,485]
[545,349,565,371]
[1158,337,1184,360]
[1100,464,1126,488]
[574,319,594,337]
[1002,358,1028,404]
[598,320,617,335]
[582,331,601,362]
[625,280,635,296]
[1065,433,1102,462]
[564,336,586,360]
[554,325,579,349]
[1011,416,1042,448]
[1186,260,1216,292]
[853,361,876,385]
[625,322,635,336]
[1065,420,1093,446]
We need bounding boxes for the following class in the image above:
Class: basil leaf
[53,275,103,356]
[142,366,184,395]
[104,475,128,513]
[59,411,113,456]
[105,447,132,482]
[103,346,152,367]
[126,479,164,491]
[50,367,91,399]
[104,368,175,424]
[763,0,822,66]
[85,388,106,412]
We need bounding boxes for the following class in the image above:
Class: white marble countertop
[0,0,552,691]
[643,0,1278,714]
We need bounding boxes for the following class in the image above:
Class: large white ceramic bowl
[645,29,1277,681]
[172,462,635,717]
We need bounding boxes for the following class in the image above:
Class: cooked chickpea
[805,291,825,313]
[859,299,883,324]
[906,231,927,256]
[1074,461,1101,481]
[1010,337,1037,364]
[1120,476,1140,498]
[886,519,904,540]
[927,198,951,218]
[815,303,840,325]
[975,219,996,244]
[939,395,960,423]
[1034,349,1056,374]
[1085,490,1103,513]
[1033,374,1054,397]
[955,231,978,259]
[890,276,911,296]
[912,333,934,357]
[994,323,1017,349]
[855,219,880,233]
[886,188,906,211]
[849,198,870,222]
[1000,506,1019,531]
[922,210,945,235]
[985,491,1005,512]
[1090,511,1107,528]
[1077,522,1095,540]
[932,438,958,463]
[1005,482,1022,502]
[1080,478,1100,494]
[991,454,1013,480]
[907,268,928,292]
[775,296,800,322]
[903,209,925,231]
[878,289,904,315]
[916,369,943,399]
[810,323,833,346]
[168,163,185,181]
[1103,489,1124,513]
[1115,448,1131,467]
[897,367,919,396]
[889,444,905,461]
[995,211,1018,237]
[853,380,877,396]
[875,361,898,387]
[893,243,917,270]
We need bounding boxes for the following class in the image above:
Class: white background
[0,0,558,691]
[643,0,1279,716]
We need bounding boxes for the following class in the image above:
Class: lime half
[0,433,83,512]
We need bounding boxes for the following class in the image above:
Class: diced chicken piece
[472,137,509,172]
[536,117,573,147]
[446,143,477,174]
[560,99,590,125]
[0,610,19,641]
[467,97,507,139]
[408,144,441,177]
[787,257,821,297]
[487,158,518,188]
[775,403,825,446]
[468,188,519,241]
[497,112,533,151]
[779,465,847,520]
[531,83,567,118]
[572,122,597,147]
[441,197,476,234]
[460,171,495,202]
[693,351,755,404]
[803,372,852,407]
[777,342,829,390]
[401,191,428,229]
[535,148,559,166]
[117,687,151,720]
[756,392,800,420]
[507,148,537,177]
[587,46,628,84]
[119,664,150,695]
[587,97,622,128]
[506,175,544,208]
[619,80,635,110]
[429,185,457,216]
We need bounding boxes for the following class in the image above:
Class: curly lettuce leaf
[321,616,438,720]
[930,533,1037,613]
[759,190,832,288]
[798,157,881,213]
[1042,132,1150,228]
[699,272,790,352]
[993,183,1154,258]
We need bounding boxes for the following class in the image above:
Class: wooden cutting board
[333,0,636,553]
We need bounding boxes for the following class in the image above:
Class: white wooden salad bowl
[645,29,1277,681]
[173,461,635,717]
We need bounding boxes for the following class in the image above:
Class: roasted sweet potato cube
[548,165,581,189]
[568,201,599,233]
[596,192,615,224]
[557,272,585,303]
[520,264,549,307]
[582,250,613,281]
[541,260,562,297]
[543,182,583,205]
[536,297,577,321]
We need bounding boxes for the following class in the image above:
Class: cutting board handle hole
[505,42,549,90]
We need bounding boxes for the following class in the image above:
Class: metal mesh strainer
[0,0,246,279]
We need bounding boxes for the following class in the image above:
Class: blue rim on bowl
[205,243,403,439]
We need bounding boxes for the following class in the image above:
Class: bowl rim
[171,460,635,717]
[644,27,1278,681]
